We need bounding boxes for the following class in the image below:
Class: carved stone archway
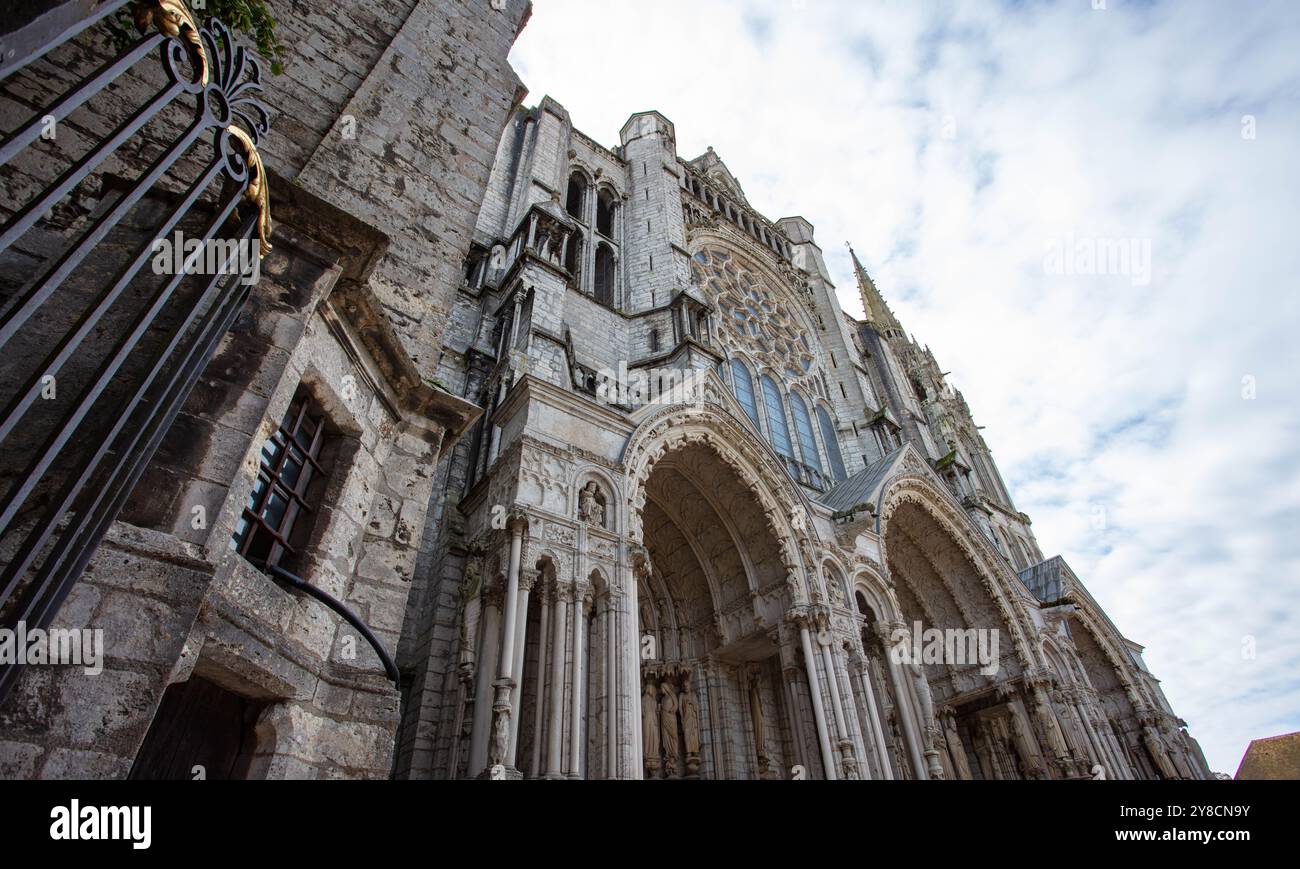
[623,405,823,780]
[623,404,818,603]
[876,474,1053,780]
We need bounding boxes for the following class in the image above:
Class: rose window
[691,247,816,382]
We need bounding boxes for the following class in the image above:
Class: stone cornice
[496,373,637,438]
[269,167,482,451]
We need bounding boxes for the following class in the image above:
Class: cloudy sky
[510,0,1300,774]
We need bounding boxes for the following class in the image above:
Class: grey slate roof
[1017,555,1069,603]
[817,445,906,513]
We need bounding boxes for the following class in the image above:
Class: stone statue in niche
[578,480,606,528]
[1142,724,1179,779]
[1006,705,1046,778]
[1031,687,1071,762]
[642,679,661,777]
[679,667,702,777]
[825,574,845,607]
[534,222,564,265]
[747,666,769,775]
[976,719,1003,779]
[659,677,681,778]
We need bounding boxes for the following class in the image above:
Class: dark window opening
[596,189,616,237]
[564,233,582,284]
[231,390,333,573]
[760,374,795,459]
[594,243,615,307]
[566,172,586,221]
[818,406,848,482]
[129,676,265,780]
[463,249,482,287]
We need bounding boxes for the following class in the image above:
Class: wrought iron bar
[0,31,166,168]
[260,563,402,686]
[0,156,227,449]
[0,7,273,703]
[0,67,192,256]
[0,176,247,594]
[0,215,258,700]
[15,214,256,618]
[0,80,203,343]
[0,0,135,80]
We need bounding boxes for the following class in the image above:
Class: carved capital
[506,506,530,534]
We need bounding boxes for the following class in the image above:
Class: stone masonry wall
[283,0,532,378]
[0,0,530,778]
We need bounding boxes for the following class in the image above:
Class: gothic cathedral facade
[392,99,1211,781]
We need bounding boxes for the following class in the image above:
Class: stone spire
[848,244,903,338]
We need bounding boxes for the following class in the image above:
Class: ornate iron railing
[0,0,272,701]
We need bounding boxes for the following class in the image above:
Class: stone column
[816,613,857,779]
[781,667,806,773]
[629,547,651,780]
[506,570,534,761]
[1069,690,1107,771]
[856,656,893,780]
[878,622,928,780]
[794,610,837,780]
[528,583,551,778]
[707,661,728,779]
[836,649,871,779]
[489,513,527,775]
[1082,691,1132,779]
[467,587,501,777]
[568,583,589,778]
[605,593,618,779]
[544,587,569,779]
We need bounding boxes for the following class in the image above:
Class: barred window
[231,391,330,571]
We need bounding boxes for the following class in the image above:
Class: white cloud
[512,0,1300,773]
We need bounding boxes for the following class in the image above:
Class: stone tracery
[691,245,819,389]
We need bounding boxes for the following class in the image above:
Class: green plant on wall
[106,0,287,75]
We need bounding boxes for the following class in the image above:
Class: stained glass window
[817,406,847,481]
[760,375,794,458]
[731,358,760,428]
[691,246,817,386]
[790,392,822,473]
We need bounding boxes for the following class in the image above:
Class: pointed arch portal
[637,441,795,780]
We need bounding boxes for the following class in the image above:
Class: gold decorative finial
[134,0,210,87]
[226,125,273,257]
